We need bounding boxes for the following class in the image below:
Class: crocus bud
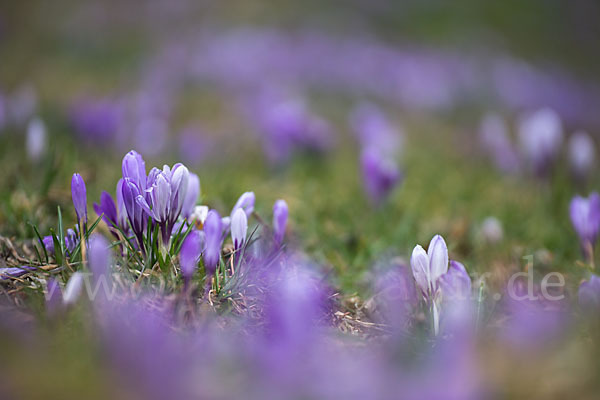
[116,179,128,231]
[568,131,596,180]
[71,173,88,224]
[273,199,288,245]
[203,210,223,275]
[518,108,563,175]
[411,235,449,299]
[42,235,55,255]
[26,117,47,162]
[579,274,600,311]
[122,150,147,191]
[182,173,200,219]
[231,208,248,251]
[121,178,148,246]
[232,191,255,217]
[569,193,600,259]
[180,230,202,280]
[361,148,402,205]
[93,191,118,230]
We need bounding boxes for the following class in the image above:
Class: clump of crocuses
[569,192,600,262]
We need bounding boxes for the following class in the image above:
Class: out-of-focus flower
[25,117,47,162]
[70,98,124,144]
[480,216,504,244]
[180,230,202,281]
[231,208,248,251]
[182,173,200,219]
[578,274,600,311]
[479,113,520,174]
[361,148,402,205]
[569,192,600,260]
[63,272,85,306]
[88,234,110,280]
[273,199,288,245]
[45,278,63,318]
[350,102,403,158]
[438,261,472,302]
[568,131,596,180]
[203,210,223,275]
[10,85,36,126]
[518,108,564,175]
[0,266,34,280]
[190,205,209,229]
[373,262,417,332]
[232,191,255,217]
[71,173,88,224]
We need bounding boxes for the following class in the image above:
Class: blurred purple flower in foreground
[569,192,600,261]
[579,274,600,311]
[180,230,202,283]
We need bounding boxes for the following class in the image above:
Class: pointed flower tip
[71,173,87,223]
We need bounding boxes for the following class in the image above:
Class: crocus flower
[63,272,85,306]
[410,235,471,335]
[26,117,46,162]
[121,178,148,249]
[180,230,202,282]
[182,173,200,219]
[203,210,223,275]
[480,216,504,244]
[569,192,600,260]
[45,278,63,318]
[361,148,402,205]
[122,150,147,191]
[578,274,600,311]
[231,208,248,251]
[568,131,596,181]
[232,191,255,217]
[42,236,54,254]
[71,173,88,225]
[93,191,120,241]
[190,205,209,229]
[350,102,403,158]
[116,178,128,231]
[479,113,520,174]
[273,199,288,245]
[88,234,110,280]
[518,108,564,175]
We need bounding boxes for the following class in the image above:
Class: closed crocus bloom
[568,131,596,179]
[93,191,118,230]
[180,230,202,280]
[182,173,200,219]
[273,199,288,245]
[232,191,255,217]
[231,208,248,251]
[26,117,47,162]
[438,261,472,302]
[121,178,147,247]
[570,193,600,260]
[167,163,189,223]
[203,210,223,275]
[518,108,563,175]
[116,178,128,231]
[411,235,449,298]
[71,173,88,224]
[579,274,600,311]
[122,150,147,191]
[361,148,402,205]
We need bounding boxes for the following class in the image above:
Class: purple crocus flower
[93,191,119,239]
[568,131,596,181]
[121,178,148,250]
[231,208,248,251]
[70,98,123,144]
[578,274,600,311]
[182,173,200,219]
[361,148,402,205]
[180,230,202,282]
[273,199,288,245]
[116,178,128,231]
[42,235,54,254]
[122,150,147,191]
[438,260,472,303]
[71,173,87,224]
[88,234,110,280]
[137,163,189,245]
[25,117,46,162]
[479,113,520,174]
[45,278,63,318]
[203,210,223,275]
[518,108,564,175]
[350,102,403,158]
[569,192,600,260]
[232,191,255,217]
